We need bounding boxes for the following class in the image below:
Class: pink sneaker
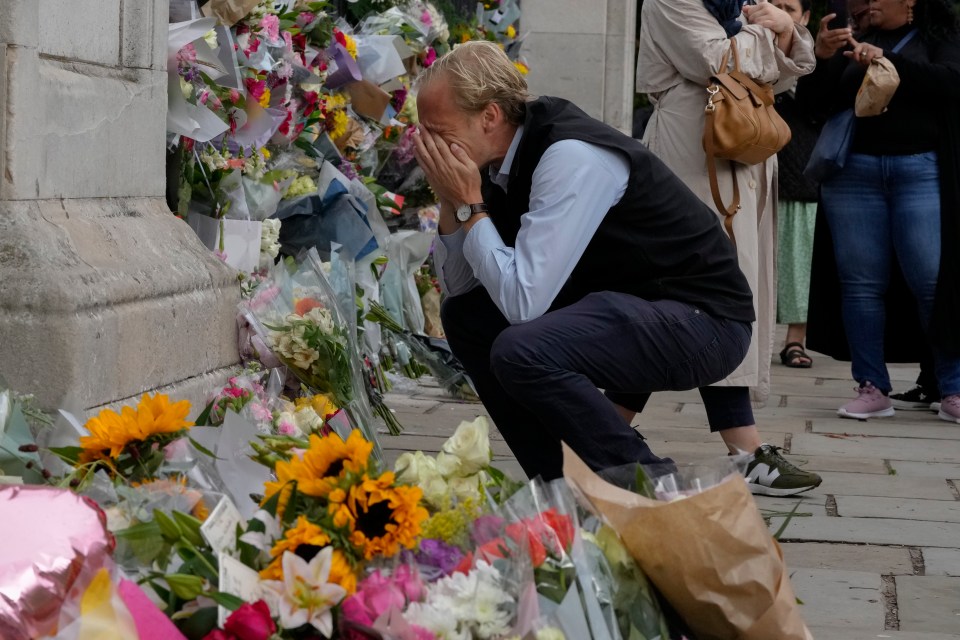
[939,395,960,424]
[838,382,895,420]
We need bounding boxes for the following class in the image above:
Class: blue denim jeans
[822,152,960,396]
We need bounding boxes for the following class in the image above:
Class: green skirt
[777,200,817,324]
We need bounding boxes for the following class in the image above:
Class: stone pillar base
[0,197,241,412]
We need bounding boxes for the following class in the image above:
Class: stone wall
[0,0,241,412]
[521,0,637,134]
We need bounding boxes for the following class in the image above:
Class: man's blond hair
[417,40,529,125]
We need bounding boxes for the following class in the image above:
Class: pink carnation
[259,14,280,42]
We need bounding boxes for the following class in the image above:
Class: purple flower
[414,538,464,576]
[470,514,505,546]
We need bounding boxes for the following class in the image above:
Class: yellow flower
[260,515,332,580]
[259,88,271,108]
[328,549,357,594]
[79,394,192,464]
[326,109,349,141]
[513,60,529,76]
[326,93,348,111]
[346,472,428,560]
[260,147,271,159]
[343,33,358,59]
[262,430,373,515]
[192,499,210,521]
[419,498,480,546]
[295,394,339,418]
[506,25,516,39]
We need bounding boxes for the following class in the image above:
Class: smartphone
[827,0,848,30]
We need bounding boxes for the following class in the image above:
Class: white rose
[294,406,323,432]
[436,451,461,478]
[448,474,481,504]
[395,450,431,484]
[440,416,491,477]
[421,472,450,510]
[396,451,449,508]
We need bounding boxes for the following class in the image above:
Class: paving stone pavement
[378,328,960,638]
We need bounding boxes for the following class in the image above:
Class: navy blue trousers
[441,287,752,480]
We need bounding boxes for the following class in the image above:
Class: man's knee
[489,326,537,384]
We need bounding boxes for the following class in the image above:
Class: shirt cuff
[462,217,505,272]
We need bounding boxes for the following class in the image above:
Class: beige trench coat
[637,0,815,404]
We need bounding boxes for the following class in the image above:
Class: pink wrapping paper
[0,485,115,640]
[119,579,188,640]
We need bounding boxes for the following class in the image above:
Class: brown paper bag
[201,0,261,26]
[421,288,445,338]
[856,58,901,117]
[562,444,812,640]
[346,80,393,122]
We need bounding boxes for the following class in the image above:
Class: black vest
[481,97,755,323]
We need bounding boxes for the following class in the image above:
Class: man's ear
[481,101,502,131]
[800,10,810,26]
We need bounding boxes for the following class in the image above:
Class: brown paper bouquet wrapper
[202,0,262,26]
[562,443,812,640]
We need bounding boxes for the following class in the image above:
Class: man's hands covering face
[413,127,483,208]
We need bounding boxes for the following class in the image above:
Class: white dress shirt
[433,127,631,324]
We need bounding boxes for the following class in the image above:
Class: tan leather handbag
[702,38,791,243]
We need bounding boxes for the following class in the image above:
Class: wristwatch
[455,202,488,223]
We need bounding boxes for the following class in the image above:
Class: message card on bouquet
[188,213,262,273]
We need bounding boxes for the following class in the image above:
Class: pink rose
[342,570,406,626]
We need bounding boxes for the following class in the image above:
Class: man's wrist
[462,211,489,233]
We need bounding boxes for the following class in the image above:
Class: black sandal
[779,342,813,368]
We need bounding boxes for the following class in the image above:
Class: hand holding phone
[827,0,848,30]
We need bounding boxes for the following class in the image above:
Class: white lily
[263,548,346,636]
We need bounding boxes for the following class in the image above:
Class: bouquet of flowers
[198,427,429,638]
[242,249,395,457]
[564,444,812,640]
[49,393,198,488]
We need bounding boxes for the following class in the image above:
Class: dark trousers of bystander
[441,286,752,480]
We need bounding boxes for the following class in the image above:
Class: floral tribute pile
[1,378,679,640]
[171,0,505,428]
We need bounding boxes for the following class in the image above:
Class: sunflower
[328,549,357,594]
[260,516,332,580]
[79,394,192,465]
[343,471,429,560]
[262,430,373,515]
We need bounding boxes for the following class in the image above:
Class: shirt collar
[489,125,524,190]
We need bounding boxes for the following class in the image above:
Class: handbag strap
[891,29,918,53]
[703,38,741,245]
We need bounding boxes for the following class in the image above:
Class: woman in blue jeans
[799,0,960,422]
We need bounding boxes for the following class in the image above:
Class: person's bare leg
[717,425,762,454]
[785,323,807,349]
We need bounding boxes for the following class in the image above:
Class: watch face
[456,204,472,223]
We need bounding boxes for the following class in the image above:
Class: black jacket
[802,30,960,358]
